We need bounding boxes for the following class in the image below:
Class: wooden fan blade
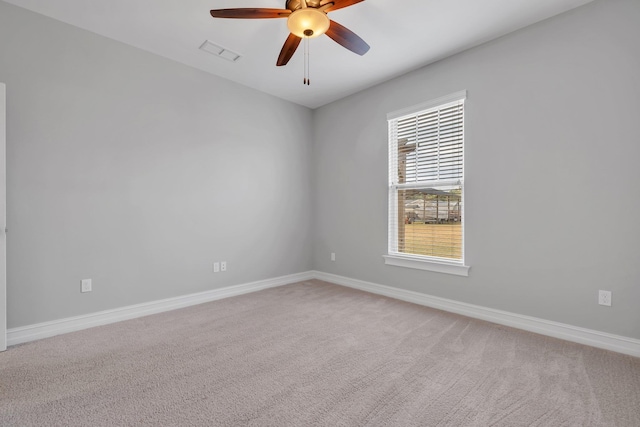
[210,8,291,19]
[325,20,370,55]
[277,34,302,66]
[320,0,365,13]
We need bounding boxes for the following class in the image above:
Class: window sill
[383,254,470,277]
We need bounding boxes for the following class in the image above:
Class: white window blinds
[387,91,466,263]
[389,97,464,186]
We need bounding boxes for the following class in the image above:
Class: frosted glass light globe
[287,8,330,38]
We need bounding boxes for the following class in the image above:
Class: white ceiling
[3,0,593,109]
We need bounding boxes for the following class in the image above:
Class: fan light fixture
[210,0,371,85]
[287,8,330,38]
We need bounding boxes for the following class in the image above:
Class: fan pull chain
[303,36,310,85]
[307,36,310,85]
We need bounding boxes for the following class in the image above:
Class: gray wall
[0,2,313,328]
[312,0,640,339]
[1,0,638,340]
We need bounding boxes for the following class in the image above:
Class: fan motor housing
[286,0,322,11]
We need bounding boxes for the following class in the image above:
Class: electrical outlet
[221,261,227,272]
[331,252,336,261]
[598,290,612,306]
[81,279,92,293]
[213,262,220,273]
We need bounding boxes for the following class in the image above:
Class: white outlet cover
[81,279,92,293]
[598,290,612,306]
[213,262,220,273]
[221,261,227,272]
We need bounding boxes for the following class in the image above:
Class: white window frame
[384,91,470,277]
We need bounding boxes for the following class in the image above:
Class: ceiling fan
[210,0,370,69]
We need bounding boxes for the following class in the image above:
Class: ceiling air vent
[199,40,241,62]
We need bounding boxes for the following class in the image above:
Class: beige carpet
[1,280,639,426]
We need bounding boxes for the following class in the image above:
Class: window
[384,91,469,276]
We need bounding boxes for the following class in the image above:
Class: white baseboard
[7,271,314,347]
[312,271,640,358]
[8,269,639,358]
